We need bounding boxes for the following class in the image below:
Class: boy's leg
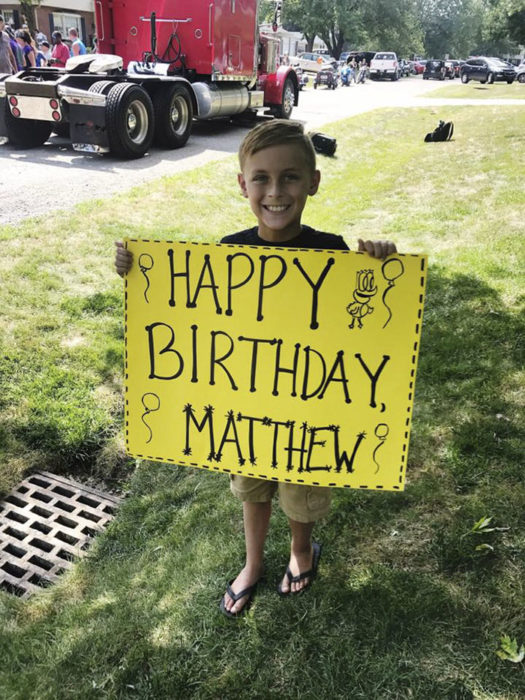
[278,484,331,594]
[223,500,271,614]
[279,518,315,594]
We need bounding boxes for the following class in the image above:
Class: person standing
[39,40,52,63]
[35,28,47,45]
[15,29,36,68]
[0,15,17,74]
[356,58,367,84]
[4,25,22,70]
[50,31,70,68]
[115,120,398,618]
[68,27,86,57]
[348,58,357,84]
[36,40,50,66]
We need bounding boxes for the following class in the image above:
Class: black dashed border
[124,240,427,492]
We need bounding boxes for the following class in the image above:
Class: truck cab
[0,1,299,158]
[369,52,399,81]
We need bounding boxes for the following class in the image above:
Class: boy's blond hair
[238,120,316,173]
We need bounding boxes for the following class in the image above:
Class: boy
[115,120,396,617]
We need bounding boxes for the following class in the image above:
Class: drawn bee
[346,269,378,329]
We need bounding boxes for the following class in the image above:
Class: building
[259,23,329,59]
[1,1,95,46]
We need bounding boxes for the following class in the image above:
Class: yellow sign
[125,239,427,491]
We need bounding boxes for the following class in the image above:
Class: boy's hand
[358,238,397,259]
[115,241,133,277]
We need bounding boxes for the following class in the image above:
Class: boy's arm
[358,238,397,259]
[115,240,133,277]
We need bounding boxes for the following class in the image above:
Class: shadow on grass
[417,266,522,485]
[0,465,513,699]
[1,268,523,698]
[325,267,523,577]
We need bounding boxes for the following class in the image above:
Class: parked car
[445,60,461,78]
[460,57,516,84]
[294,52,338,73]
[517,63,525,83]
[423,59,454,80]
[369,52,400,80]
[489,57,517,71]
[413,60,427,74]
[339,51,351,64]
[314,68,338,89]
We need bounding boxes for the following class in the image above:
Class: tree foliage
[482,0,525,48]
[270,0,522,59]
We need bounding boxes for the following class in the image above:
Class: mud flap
[0,96,8,138]
[69,103,109,149]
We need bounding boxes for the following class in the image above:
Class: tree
[282,0,425,58]
[20,1,38,35]
[282,0,322,52]
[416,0,485,58]
[362,0,424,56]
[417,0,523,58]
[482,0,525,50]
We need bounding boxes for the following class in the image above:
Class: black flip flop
[219,578,259,618]
[277,542,322,597]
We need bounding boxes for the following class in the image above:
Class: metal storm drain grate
[0,470,121,598]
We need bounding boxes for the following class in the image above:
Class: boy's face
[238,143,320,242]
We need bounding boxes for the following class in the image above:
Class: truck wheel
[461,73,469,83]
[89,80,117,95]
[273,77,295,119]
[3,98,52,147]
[153,83,193,149]
[105,83,154,159]
[519,74,525,83]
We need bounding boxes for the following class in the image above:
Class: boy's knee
[279,484,332,523]
[229,474,277,502]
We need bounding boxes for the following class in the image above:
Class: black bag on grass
[310,132,337,156]
[424,120,454,142]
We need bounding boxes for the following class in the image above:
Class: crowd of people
[0,15,87,74]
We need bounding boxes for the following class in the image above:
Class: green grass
[425,81,525,99]
[0,106,524,699]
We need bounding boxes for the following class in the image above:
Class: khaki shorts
[229,474,331,524]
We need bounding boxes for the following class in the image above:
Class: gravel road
[0,77,521,224]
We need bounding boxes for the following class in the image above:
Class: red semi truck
[0,1,298,158]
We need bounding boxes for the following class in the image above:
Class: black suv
[460,57,516,84]
[423,60,454,80]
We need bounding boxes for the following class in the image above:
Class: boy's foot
[278,542,322,596]
[220,565,263,616]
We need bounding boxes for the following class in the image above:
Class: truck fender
[262,66,298,107]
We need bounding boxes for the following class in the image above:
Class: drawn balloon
[381,258,405,328]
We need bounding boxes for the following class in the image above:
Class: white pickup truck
[369,52,400,81]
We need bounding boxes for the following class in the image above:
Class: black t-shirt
[220,225,350,251]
